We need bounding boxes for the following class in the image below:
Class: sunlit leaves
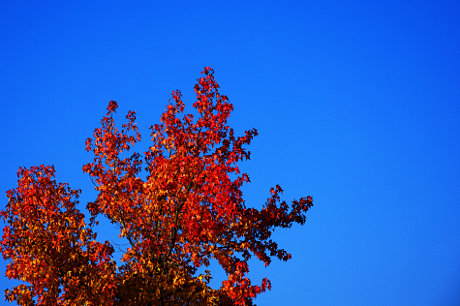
[1,67,313,305]
[1,165,116,305]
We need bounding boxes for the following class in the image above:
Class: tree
[1,67,313,305]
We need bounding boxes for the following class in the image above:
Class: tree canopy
[1,67,313,305]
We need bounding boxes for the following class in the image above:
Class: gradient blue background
[1,1,459,305]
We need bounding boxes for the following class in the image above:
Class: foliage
[1,68,313,305]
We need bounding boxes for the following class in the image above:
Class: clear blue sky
[1,1,459,305]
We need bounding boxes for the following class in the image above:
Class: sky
[0,1,459,305]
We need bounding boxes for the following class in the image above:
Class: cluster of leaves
[1,67,313,305]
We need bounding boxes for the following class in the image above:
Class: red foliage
[1,68,313,305]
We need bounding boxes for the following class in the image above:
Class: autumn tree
[1,67,313,305]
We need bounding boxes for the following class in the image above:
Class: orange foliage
[1,68,313,305]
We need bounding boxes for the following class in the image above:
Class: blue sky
[1,1,459,305]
